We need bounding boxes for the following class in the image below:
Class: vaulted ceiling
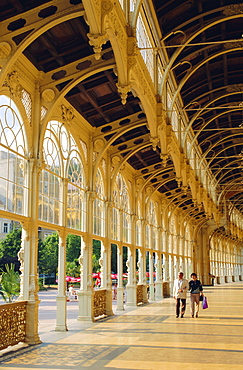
[153,0,243,216]
[1,0,243,222]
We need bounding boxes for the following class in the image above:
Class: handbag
[202,296,208,309]
[199,294,203,301]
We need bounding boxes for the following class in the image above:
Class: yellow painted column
[126,245,137,306]
[117,206,125,309]
[138,247,148,303]
[77,132,95,321]
[149,250,155,300]
[141,218,148,302]
[155,251,163,299]
[174,255,179,277]
[24,156,41,345]
[179,254,185,275]
[17,223,30,302]
[55,171,69,331]
[22,79,42,345]
[168,254,174,295]
[183,256,188,279]
[100,239,113,316]
[201,226,211,284]
[163,230,169,281]
[138,247,146,284]
[103,198,114,315]
[55,229,68,331]
[163,252,169,281]
[126,209,137,306]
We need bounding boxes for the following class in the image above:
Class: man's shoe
[191,315,194,318]
[181,314,184,318]
[176,315,179,318]
[195,313,198,318]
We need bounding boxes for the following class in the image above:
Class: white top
[173,278,188,299]
[68,286,76,295]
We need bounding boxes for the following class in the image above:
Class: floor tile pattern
[0,282,243,369]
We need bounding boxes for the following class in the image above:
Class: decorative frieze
[61,104,75,124]
[224,41,243,49]
[223,4,243,15]
[226,84,243,92]
[3,70,22,98]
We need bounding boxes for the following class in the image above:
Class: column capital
[86,190,97,201]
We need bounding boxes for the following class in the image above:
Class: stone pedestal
[116,287,125,310]
[55,296,68,331]
[149,283,155,301]
[25,300,42,344]
[155,281,163,300]
[77,290,93,322]
[126,284,137,306]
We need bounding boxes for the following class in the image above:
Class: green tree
[0,263,20,303]
[38,233,58,276]
[93,239,101,258]
[92,254,100,272]
[66,234,81,262]
[0,228,22,270]
[123,246,128,273]
[38,233,83,280]
[92,239,101,273]
[66,261,80,277]
[111,244,117,273]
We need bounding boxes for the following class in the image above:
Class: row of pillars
[17,225,194,341]
[210,261,243,278]
[54,235,193,329]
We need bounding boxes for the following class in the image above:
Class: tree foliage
[0,263,20,302]
[0,229,124,280]
[66,261,80,277]
[92,239,101,272]
[0,228,22,270]
[92,254,100,272]
[38,233,59,276]
[66,234,81,262]
[111,244,117,273]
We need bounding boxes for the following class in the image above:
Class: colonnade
[0,0,243,348]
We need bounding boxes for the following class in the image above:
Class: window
[39,120,86,230]
[0,95,28,215]
[3,223,8,233]
[137,13,153,80]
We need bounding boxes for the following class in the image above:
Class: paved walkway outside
[1,282,243,369]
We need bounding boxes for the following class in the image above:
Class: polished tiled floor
[1,282,243,369]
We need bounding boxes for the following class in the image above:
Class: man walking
[173,272,189,318]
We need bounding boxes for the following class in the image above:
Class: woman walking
[189,273,203,318]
